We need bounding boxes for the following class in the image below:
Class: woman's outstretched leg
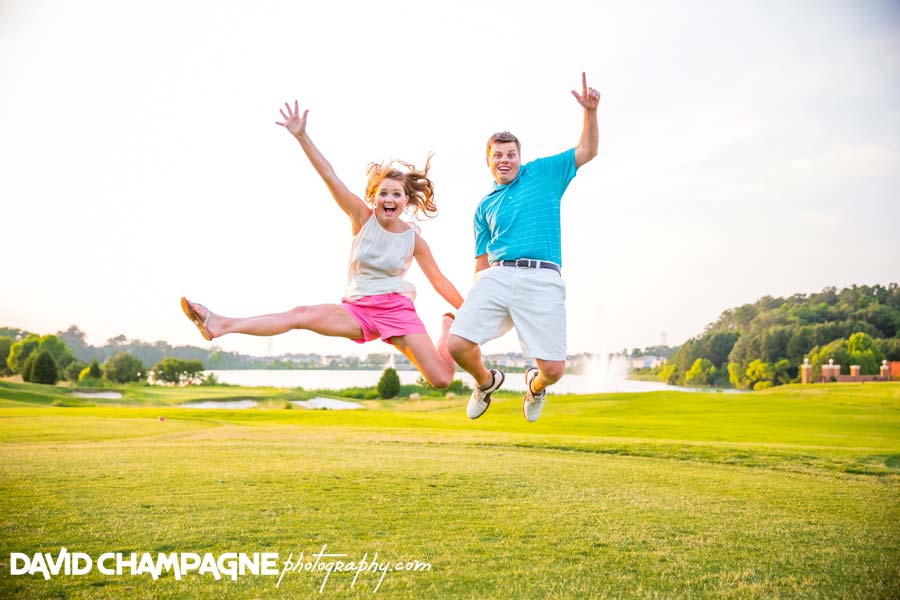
[391,315,457,389]
[181,297,363,340]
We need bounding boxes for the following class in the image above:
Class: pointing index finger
[582,72,587,96]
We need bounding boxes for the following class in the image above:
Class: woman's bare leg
[391,315,456,389]
[183,299,363,340]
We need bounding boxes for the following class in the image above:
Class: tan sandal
[180,297,212,341]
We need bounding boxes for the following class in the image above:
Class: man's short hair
[486,131,520,158]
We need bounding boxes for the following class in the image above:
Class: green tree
[65,360,87,382]
[785,326,815,365]
[151,357,204,385]
[704,331,740,368]
[0,336,13,376]
[377,367,400,399]
[772,359,791,386]
[759,327,791,363]
[727,362,750,390]
[795,302,834,324]
[847,331,875,353]
[657,363,679,385]
[846,332,883,374]
[37,335,75,371]
[727,334,763,374]
[808,339,850,379]
[727,359,790,390]
[20,352,38,383]
[6,334,74,375]
[684,358,716,386]
[103,352,146,383]
[876,337,900,361]
[0,327,29,340]
[745,359,774,390]
[670,338,702,384]
[719,303,757,331]
[57,325,95,362]
[88,359,103,379]
[7,334,41,374]
[31,350,59,385]
[860,303,900,337]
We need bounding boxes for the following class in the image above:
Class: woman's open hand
[276,100,309,138]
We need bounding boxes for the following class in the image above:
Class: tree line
[650,284,900,390]
[0,323,286,383]
[0,330,209,387]
[53,326,253,369]
[0,325,397,371]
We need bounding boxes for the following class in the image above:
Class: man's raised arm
[571,72,600,168]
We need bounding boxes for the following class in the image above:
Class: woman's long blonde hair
[365,154,437,220]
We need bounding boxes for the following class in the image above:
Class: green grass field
[1,380,898,599]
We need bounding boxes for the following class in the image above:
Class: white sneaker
[466,369,505,419]
[523,367,546,422]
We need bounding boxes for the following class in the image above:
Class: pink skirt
[341,293,427,344]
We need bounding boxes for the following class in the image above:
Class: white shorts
[450,265,566,361]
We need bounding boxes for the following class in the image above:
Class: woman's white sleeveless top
[344,215,417,301]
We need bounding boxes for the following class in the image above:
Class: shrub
[684,358,716,386]
[65,361,87,382]
[377,367,400,399]
[445,378,471,395]
[657,363,679,385]
[88,360,103,379]
[727,362,749,389]
[20,352,38,382]
[328,386,380,400]
[78,361,108,387]
[413,376,471,395]
[196,372,219,386]
[30,350,59,385]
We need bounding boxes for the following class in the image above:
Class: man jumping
[448,72,601,422]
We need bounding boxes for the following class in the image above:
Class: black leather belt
[491,259,561,274]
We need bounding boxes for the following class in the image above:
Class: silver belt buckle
[515,258,531,268]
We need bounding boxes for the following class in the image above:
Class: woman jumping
[181,100,461,388]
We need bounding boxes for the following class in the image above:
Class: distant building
[321,355,343,367]
[488,353,529,368]
[631,355,664,369]
[393,354,412,368]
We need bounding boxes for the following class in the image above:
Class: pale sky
[2,0,899,360]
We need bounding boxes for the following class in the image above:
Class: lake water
[207,369,695,395]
